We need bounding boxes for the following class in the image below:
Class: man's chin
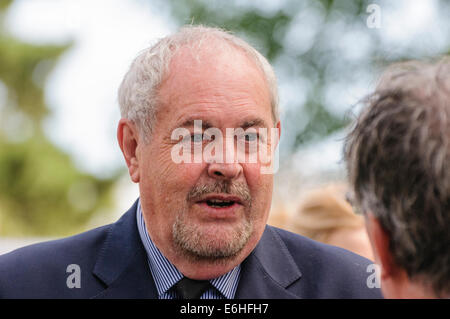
[190,202,246,223]
[172,220,253,262]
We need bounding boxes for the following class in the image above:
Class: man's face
[137,44,279,264]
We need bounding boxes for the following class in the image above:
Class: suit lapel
[91,200,158,299]
[235,226,302,299]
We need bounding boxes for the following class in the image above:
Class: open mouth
[196,194,243,210]
[205,199,236,208]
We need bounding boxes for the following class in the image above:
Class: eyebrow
[174,117,270,130]
[175,118,214,130]
[240,118,270,129]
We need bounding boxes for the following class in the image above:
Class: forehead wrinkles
[158,41,270,106]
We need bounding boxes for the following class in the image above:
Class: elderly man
[345,58,450,298]
[0,26,380,299]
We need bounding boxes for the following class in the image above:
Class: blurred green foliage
[0,2,116,236]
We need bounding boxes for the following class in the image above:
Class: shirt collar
[136,199,240,299]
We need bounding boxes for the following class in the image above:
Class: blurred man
[0,26,380,298]
[345,58,450,298]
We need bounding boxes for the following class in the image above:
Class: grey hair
[344,57,450,297]
[118,25,279,141]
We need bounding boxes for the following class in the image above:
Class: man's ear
[365,214,398,280]
[117,118,140,183]
[275,121,281,148]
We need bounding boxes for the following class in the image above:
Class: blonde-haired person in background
[286,183,374,261]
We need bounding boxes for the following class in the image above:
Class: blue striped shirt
[136,200,241,299]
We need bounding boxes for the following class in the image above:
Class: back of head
[345,57,450,297]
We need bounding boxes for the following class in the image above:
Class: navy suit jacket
[0,200,382,298]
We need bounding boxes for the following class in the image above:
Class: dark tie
[173,277,211,299]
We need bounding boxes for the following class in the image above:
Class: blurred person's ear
[365,213,406,298]
[117,118,141,183]
[365,214,391,274]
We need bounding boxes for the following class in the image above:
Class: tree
[0,1,116,236]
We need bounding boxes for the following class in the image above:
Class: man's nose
[207,162,242,180]
[205,135,243,180]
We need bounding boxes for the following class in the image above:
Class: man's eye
[245,133,258,142]
[191,133,203,143]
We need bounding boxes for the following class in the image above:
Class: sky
[4,0,447,183]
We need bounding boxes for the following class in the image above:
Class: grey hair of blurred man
[345,57,450,298]
[118,25,279,142]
